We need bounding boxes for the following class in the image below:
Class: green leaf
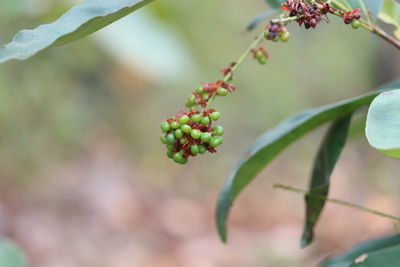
[378,0,400,39]
[301,115,352,248]
[0,238,27,267]
[321,234,400,267]
[216,80,400,242]
[0,0,154,64]
[348,0,384,20]
[366,89,400,158]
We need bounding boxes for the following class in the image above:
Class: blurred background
[1,0,400,266]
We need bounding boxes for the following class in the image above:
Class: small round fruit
[166,150,174,159]
[191,114,201,123]
[188,95,196,105]
[199,145,207,154]
[263,29,270,39]
[255,50,264,60]
[170,121,180,129]
[203,92,209,99]
[216,87,229,96]
[279,31,290,42]
[210,137,223,148]
[181,124,191,133]
[190,129,201,139]
[167,133,175,145]
[178,115,190,125]
[190,145,199,155]
[177,157,188,164]
[180,138,187,145]
[173,151,183,162]
[351,20,360,29]
[210,111,221,121]
[200,116,211,125]
[195,87,204,94]
[212,125,224,136]
[167,144,174,151]
[201,132,212,143]
[175,129,184,139]
[160,121,170,132]
[258,57,267,65]
[160,134,168,144]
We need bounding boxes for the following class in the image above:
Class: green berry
[170,121,180,129]
[216,87,229,96]
[167,133,175,145]
[190,145,199,155]
[181,124,192,133]
[272,36,279,42]
[258,57,267,65]
[195,87,204,94]
[199,145,207,154]
[188,95,197,105]
[191,114,201,123]
[200,116,211,125]
[255,51,264,60]
[178,115,190,125]
[166,150,174,159]
[160,134,168,144]
[210,111,221,121]
[190,129,201,139]
[263,29,270,39]
[167,144,174,151]
[351,20,360,29]
[212,125,224,136]
[201,132,212,143]
[175,129,184,139]
[160,121,170,132]
[210,137,223,148]
[180,138,188,145]
[177,157,188,165]
[203,92,209,99]
[173,151,183,162]
[279,31,290,42]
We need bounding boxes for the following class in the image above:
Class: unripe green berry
[180,138,188,145]
[173,151,183,162]
[188,95,197,105]
[351,20,360,29]
[170,121,180,129]
[160,134,168,144]
[201,132,212,143]
[191,114,201,123]
[177,157,188,165]
[199,145,207,154]
[212,125,224,136]
[255,50,264,60]
[175,129,184,139]
[210,111,221,121]
[200,116,211,125]
[167,144,174,151]
[258,57,267,65]
[203,92,209,99]
[279,31,290,42]
[190,129,201,139]
[166,150,174,159]
[210,137,223,148]
[167,133,175,145]
[190,145,199,155]
[160,121,170,132]
[263,29,270,39]
[216,87,229,96]
[178,115,190,125]
[181,124,192,133]
[195,87,204,94]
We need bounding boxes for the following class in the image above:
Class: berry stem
[274,183,400,221]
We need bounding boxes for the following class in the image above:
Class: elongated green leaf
[348,0,384,20]
[0,239,27,267]
[301,115,352,248]
[321,234,400,267]
[216,80,400,242]
[0,0,154,64]
[378,0,400,39]
[366,89,400,158]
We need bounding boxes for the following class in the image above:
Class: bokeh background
[1,0,400,266]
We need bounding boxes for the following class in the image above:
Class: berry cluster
[185,81,235,109]
[251,47,269,65]
[160,109,224,164]
[343,9,361,29]
[264,23,291,42]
